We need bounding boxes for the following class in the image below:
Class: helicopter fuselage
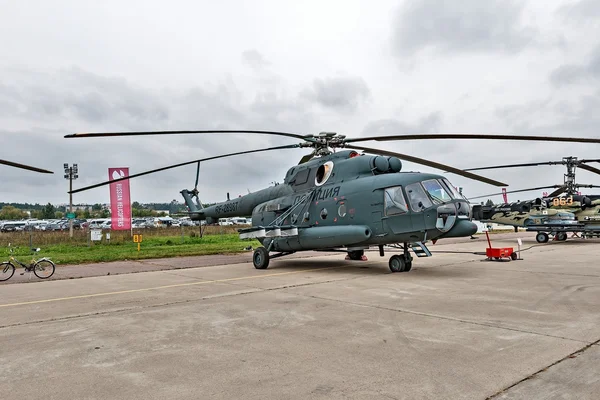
[472,195,600,227]
[182,150,477,252]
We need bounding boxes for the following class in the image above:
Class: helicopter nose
[440,218,478,238]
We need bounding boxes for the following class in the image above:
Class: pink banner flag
[501,188,508,203]
[108,167,132,230]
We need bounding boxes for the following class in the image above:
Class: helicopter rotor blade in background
[461,158,600,172]
[345,145,508,187]
[578,163,600,177]
[68,143,301,194]
[461,160,560,172]
[65,129,312,141]
[0,159,54,174]
[567,184,600,192]
[343,133,600,145]
[467,185,565,201]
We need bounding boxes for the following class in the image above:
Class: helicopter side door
[403,182,433,241]
[380,185,414,236]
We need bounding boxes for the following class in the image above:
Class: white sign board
[91,229,103,241]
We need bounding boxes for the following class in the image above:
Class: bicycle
[0,243,55,281]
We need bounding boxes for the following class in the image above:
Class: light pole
[64,163,79,238]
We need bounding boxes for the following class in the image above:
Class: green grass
[0,228,261,265]
[0,225,523,266]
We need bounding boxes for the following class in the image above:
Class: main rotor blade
[548,186,567,197]
[345,145,508,187]
[344,133,600,144]
[0,159,54,174]
[65,129,310,141]
[574,184,600,189]
[69,144,300,194]
[468,185,564,201]
[462,160,560,172]
[578,163,600,177]
[580,159,600,163]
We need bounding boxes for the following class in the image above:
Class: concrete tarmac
[0,232,598,399]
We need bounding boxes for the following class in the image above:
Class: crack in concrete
[485,338,600,399]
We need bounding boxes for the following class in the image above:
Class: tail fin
[181,189,203,219]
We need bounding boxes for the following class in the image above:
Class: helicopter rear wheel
[347,250,364,260]
[253,247,270,269]
[389,255,407,273]
[556,232,568,241]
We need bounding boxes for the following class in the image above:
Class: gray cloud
[392,0,537,56]
[0,67,169,128]
[241,49,270,69]
[479,90,600,198]
[557,0,600,21]
[3,1,600,206]
[358,112,479,173]
[301,76,370,113]
[361,112,443,136]
[549,44,600,86]
[0,65,368,204]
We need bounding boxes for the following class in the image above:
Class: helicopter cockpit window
[315,161,334,186]
[421,179,452,204]
[293,169,309,186]
[384,186,408,216]
[439,178,462,199]
[405,182,433,212]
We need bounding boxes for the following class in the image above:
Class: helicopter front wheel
[389,255,411,273]
[253,247,270,269]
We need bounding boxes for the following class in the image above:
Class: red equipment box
[485,247,514,258]
[484,231,517,261]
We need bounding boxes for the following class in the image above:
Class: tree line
[0,201,205,221]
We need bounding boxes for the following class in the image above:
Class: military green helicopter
[467,156,600,242]
[65,131,600,272]
[1,159,54,174]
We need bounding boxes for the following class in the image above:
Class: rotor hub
[300,132,349,157]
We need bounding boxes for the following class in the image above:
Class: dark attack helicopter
[467,156,600,242]
[65,131,600,272]
[1,159,54,174]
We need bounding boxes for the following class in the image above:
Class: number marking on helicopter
[215,201,239,214]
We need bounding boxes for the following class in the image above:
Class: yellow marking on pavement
[0,265,348,308]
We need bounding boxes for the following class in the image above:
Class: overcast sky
[2,0,600,206]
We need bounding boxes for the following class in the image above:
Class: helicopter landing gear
[389,255,412,272]
[253,247,270,269]
[535,232,549,243]
[252,245,295,269]
[346,250,367,261]
[556,232,568,241]
[389,244,413,273]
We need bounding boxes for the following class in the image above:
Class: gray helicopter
[66,130,600,272]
